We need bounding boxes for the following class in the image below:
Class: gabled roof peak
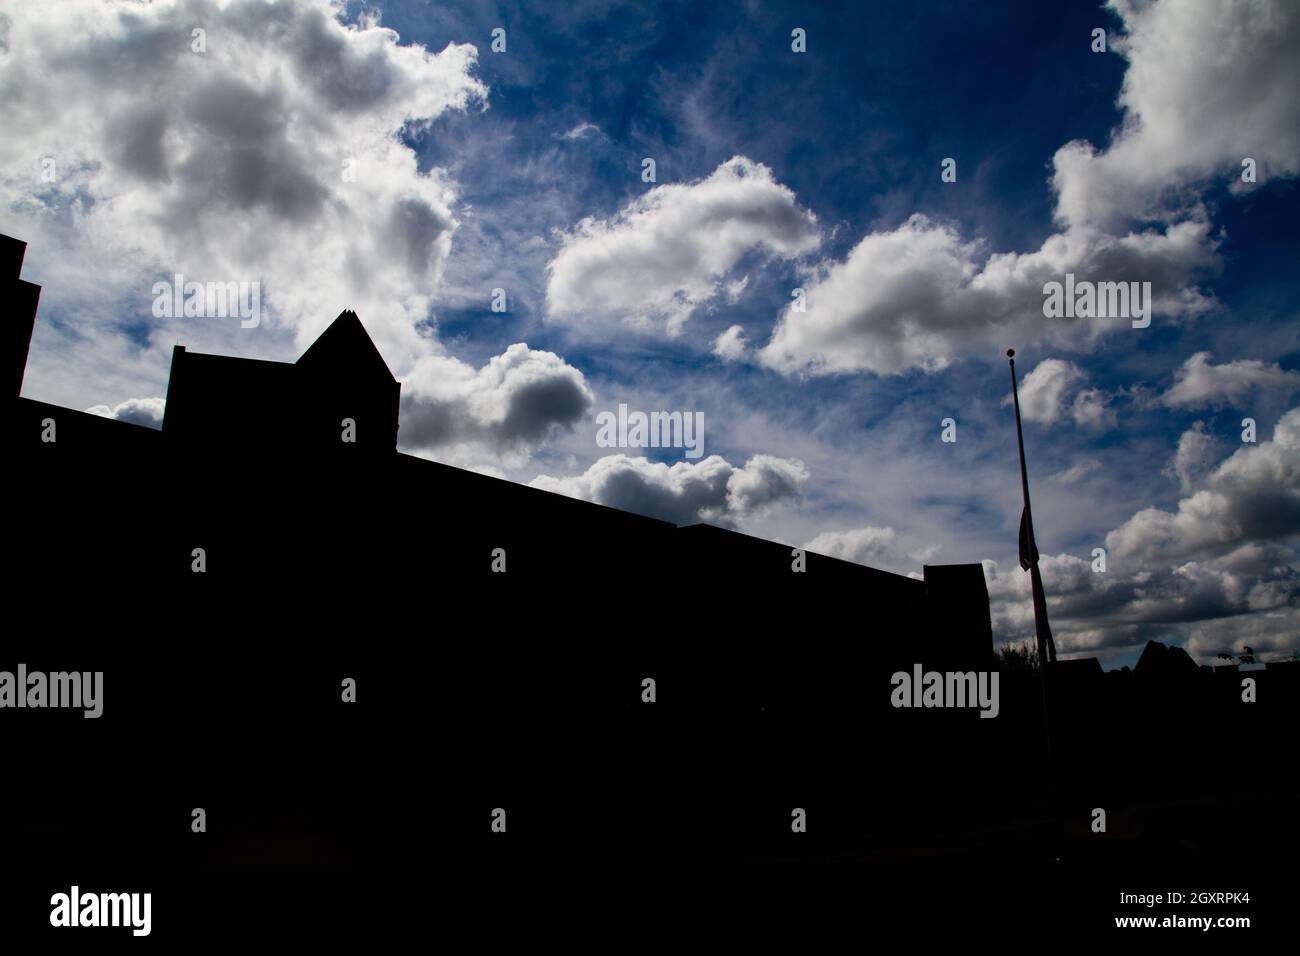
[295,309,395,382]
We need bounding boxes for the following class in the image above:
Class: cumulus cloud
[1,0,600,471]
[984,544,1300,663]
[758,0,1299,377]
[985,403,1300,662]
[545,156,819,335]
[757,214,1219,376]
[1160,351,1300,408]
[802,525,929,575]
[85,396,165,428]
[529,452,809,526]
[400,343,592,463]
[725,454,809,515]
[1068,387,1116,430]
[1182,607,1300,662]
[1016,359,1111,427]
[1051,0,1300,233]
[0,0,487,376]
[1106,406,1300,565]
[712,324,749,361]
[918,354,1118,433]
[1165,421,1222,492]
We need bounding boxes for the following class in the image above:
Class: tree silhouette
[998,640,1039,671]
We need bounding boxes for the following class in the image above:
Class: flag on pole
[1008,349,1057,665]
[1018,507,1039,571]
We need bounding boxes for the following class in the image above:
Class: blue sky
[1,0,1297,668]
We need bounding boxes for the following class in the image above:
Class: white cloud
[1160,351,1300,408]
[400,343,593,466]
[984,542,1300,664]
[545,156,819,335]
[0,0,488,395]
[758,0,1299,378]
[1018,359,1085,424]
[1107,406,1300,564]
[712,324,749,361]
[529,452,808,526]
[561,121,599,140]
[724,275,750,304]
[85,396,165,428]
[1165,421,1221,492]
[1052,458,1102,484]
[0,0,598,472]
[1183,607,1300,662]
[757,215,1219,376]
[1051,0,1300,233]
[802,525,928,575]
[984,403,1300,662]
[1069,387,1117,430]
[725,454,809,515]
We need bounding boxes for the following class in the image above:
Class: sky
[1,0,1298,668]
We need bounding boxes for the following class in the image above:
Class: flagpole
[1007,349,1057,665]
[1008,349,1061,860]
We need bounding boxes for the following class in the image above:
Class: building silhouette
[2,232,997,655]
[162,310,400,454]
[3,232,1296,938]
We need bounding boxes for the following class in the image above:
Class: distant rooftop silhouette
[162,309,399,453]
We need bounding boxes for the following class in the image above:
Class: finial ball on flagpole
[1007,348,1015,358]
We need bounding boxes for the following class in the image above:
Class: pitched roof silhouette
[157,309,400,452]
[296,309,395,383]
